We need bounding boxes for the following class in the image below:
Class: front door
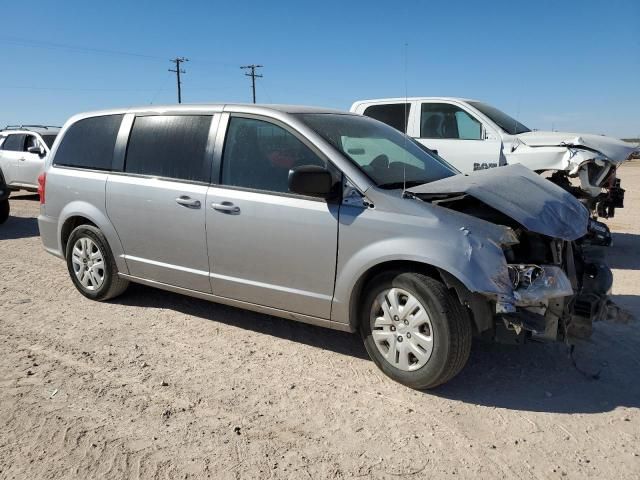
[106,114,217,292]
[0,134,26,185]
[413,102,502,173]
[15,134,45,187]
[206,115,339,319]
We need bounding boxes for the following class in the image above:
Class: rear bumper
[37,213,63,258]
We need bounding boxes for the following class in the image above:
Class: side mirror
[27,145,45,156]
[288,165,333,198]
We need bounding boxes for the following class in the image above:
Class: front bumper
[496,256,613,343]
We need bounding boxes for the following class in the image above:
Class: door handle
[211,202,240,214]
[19,157,26,162]
[175,196,201,208]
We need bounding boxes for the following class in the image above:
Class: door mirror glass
[288,165,333,197]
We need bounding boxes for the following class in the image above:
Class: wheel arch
[57,201,129,274]
[346,260,493,335]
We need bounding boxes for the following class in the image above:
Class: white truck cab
[351,97,639,218]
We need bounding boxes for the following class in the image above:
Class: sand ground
[1,163,639,479]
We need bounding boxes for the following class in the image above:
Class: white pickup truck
[351,97,638,218]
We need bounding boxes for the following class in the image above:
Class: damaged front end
[498,236,613,343]
[507,133,638,220]
[409,164,614,344]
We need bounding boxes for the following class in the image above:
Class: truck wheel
[65,225,129,301]
[360,272,472,389]
[0,199,9,224]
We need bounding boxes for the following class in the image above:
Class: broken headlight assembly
[508,264,574,305]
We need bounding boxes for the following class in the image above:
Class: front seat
[422,113,444,138]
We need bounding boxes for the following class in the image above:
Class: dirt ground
[1,164,639,480]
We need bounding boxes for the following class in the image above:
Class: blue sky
[1,0,638,137]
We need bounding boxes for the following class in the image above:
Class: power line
[240,64,263,104]
[169,57,189,104]
[0,36,166,61]
[0,85,157,92]
[0,36,240,71]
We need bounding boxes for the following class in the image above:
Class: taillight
[37,172,46,204]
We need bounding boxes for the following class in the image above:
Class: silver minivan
[38,104,612,389]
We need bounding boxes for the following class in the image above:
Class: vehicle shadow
[606,232,640,269]
[610,294,640,318]
[116,284,640,414]
[0,215,39,240]
[116,283,369,360]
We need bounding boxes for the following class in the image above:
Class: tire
[0,199,9,224]
[65,225,129,301]
[360,272,472,389]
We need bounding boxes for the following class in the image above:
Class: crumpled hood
[407,164,589,241]
[515,130,638,163]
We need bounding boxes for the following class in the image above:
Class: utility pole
[240,64,263,103]
[169,57,189,103]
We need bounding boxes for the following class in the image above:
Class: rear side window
[2,134,26,151]
[362,103,411,133]
[54,115,123,170]
[124,115,212,182]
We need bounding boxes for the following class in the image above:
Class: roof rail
[3,124,61,130]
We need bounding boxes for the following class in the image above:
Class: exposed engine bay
[428,194,611,343]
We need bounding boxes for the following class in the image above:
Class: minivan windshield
[468,102,531,135]
[298,114,458,189]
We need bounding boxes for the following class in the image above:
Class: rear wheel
[65,225,129,301]
[360,272,472,389]
[0,199,9,224]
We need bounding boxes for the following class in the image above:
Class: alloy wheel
[71,237,105,291]
[370,287,434,371]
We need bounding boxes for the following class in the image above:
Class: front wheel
[360,272,472,389]
[65,225,129,301]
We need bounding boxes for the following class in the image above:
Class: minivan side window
[221,117,325,194]
[362,103,411,133]
[420,103,482,140]
[2,134,26,151]
[124,115,212,183]
[54,115,123,170]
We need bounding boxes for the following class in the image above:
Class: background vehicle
[351,98,639,219]
[0,168,9,223]
[0,125,60,192]
[38,105,610,389]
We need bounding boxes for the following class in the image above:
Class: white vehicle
[351,98,639,218]
[0,125,61,192]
